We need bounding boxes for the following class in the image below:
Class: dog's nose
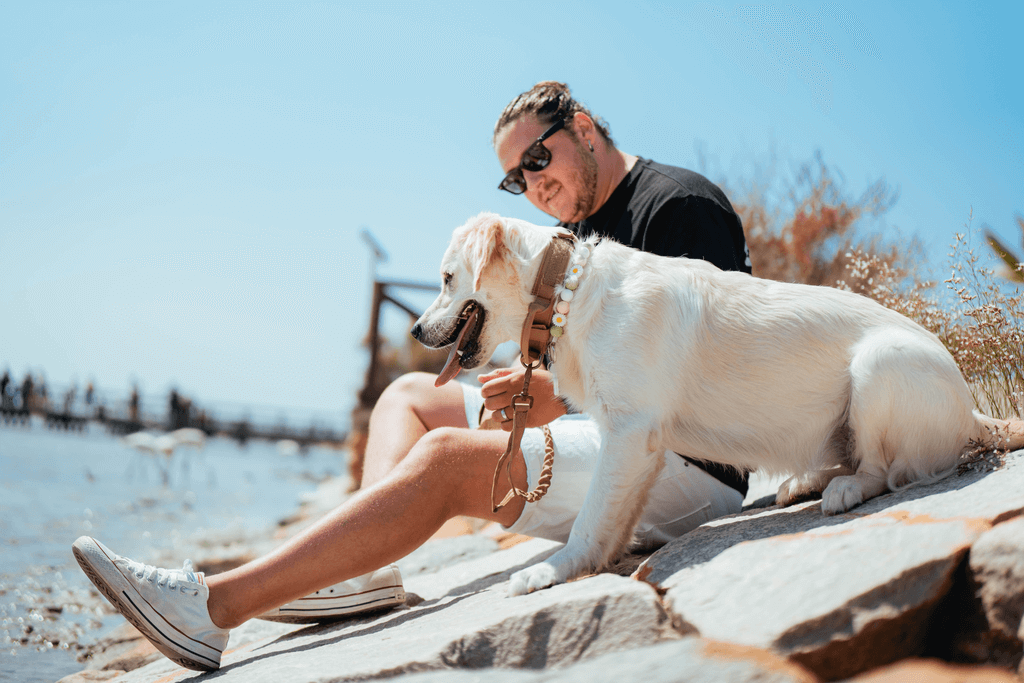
[411,323,423,341]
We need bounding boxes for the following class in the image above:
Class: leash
[491,230,575,512]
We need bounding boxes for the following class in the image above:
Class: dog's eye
[443,272,453,287]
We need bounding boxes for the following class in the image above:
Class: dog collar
[519,230,577,366]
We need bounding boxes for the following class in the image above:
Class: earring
[587,140,594,152]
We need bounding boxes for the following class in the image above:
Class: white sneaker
[72,536,229,672]
[257,564,405,623]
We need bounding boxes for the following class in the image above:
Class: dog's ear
[469,215,508,292]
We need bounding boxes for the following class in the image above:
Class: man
[488,81,751,496]
[71,82,752,671]
[494,81,750,275]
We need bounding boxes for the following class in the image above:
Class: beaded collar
[545,239,595,397]
[547,241,592,347]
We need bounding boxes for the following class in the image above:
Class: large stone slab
[945,515,1024,669]
[636,451,1024,681]
[388,637,817,683]
[113,539,678,682]
[970,516,1024,640]
[396,533,501,579]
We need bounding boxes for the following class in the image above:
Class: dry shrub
[837,216,1024,419]
[734,152,910,287]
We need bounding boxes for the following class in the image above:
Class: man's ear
[470,215,507,292]
[571,111,595,143]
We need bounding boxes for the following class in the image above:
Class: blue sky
[2,1,1022,427]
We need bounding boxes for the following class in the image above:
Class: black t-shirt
[563,158,751,497]
[562,158,751,274]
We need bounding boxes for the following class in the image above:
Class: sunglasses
[497,118,566,195]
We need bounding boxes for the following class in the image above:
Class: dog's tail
[971,412,1024,453]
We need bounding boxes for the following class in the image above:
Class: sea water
[0,419,345,683]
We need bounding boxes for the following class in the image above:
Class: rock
[67,453,1024,683]
[636,451,1024,681]
[397,533,501,578]
[847,657,1021,682]
[78,622,160,673]
[1020,617,1024,675]
[57,671,126,683]
[939,516,1024,669]
[970,516,1024,640]
[388,637,816,683]
[112,539,679,682]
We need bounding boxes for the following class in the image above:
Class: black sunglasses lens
[520,141,551,172]
[499,171,527,195]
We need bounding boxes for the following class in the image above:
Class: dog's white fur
[415,213,1024,596]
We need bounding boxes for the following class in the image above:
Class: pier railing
[0,386,345,447]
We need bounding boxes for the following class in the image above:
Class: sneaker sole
[72,539,222,672]
[257,585,406,624]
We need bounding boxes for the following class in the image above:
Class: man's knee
[376,372,437,410]
[374,372,469,431]
[407,426,469,468]
[405,427,511,490]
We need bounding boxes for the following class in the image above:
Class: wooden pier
[0,403,345,447]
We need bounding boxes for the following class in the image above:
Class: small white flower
[552,314,567,327]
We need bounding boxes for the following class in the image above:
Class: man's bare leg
[360,372,471,487]
[205,424,526,629]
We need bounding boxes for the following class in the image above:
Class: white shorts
[461,383,743,550]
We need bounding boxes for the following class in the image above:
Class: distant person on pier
[169,389,181,430]
[20,373,34,413]
[72,81,751,672]
[129,385,140,423]
[0,369,10,410]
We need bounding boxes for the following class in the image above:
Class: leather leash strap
[519,231,576,364]
[492,231,575,512]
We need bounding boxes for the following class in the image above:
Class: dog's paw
[821,476,865,515]
[776,473,823,507]
[508,562,561,597]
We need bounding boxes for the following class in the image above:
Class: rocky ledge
[62,450,1024,683]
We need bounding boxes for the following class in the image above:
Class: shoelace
[124,557,201,596]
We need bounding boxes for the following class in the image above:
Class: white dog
[414,212,1024,596]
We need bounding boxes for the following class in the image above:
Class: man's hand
[479,367,566,432]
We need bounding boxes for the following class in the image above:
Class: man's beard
[566,137,599,222]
